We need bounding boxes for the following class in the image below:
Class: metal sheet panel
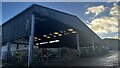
[2,7,33,44]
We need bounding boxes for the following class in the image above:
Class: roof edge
[2,3,76,26]
[2,4,35,26]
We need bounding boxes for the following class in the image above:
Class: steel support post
[77,33,80,56]
[92,37,96,56]
[16,44,19,51]
[28,14,35,66]
[6,42,11,62]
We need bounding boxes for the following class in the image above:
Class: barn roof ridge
[2,3,77,25]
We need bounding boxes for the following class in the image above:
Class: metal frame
[28,14,35,66]
[76,33,80,56]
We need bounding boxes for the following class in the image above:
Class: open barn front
[1,14,103,67]
[34,14,79,48]
[30,14,82,65]
[1,14,83,66]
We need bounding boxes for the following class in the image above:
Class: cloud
[109,3,120,19]
[85,5,106,16]
[112,34,120,40]
[87,16,118,35]
[86,3,119,39]
[107,0,120,2]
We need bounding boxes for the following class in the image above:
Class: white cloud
[86,20,90,24]
[109,3,120,19]
[87,16,118,35]
[112,35,120,40]
[85,5,106,16]
[86,3,119,39]
[85,11,90,14]
[107,0,120,2]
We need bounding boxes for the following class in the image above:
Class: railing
[2,49,28,64]
[2,47,110,66]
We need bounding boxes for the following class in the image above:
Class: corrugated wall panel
[2,8,33,44]
[35,6,86,31]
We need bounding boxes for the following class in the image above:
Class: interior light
[67,32,69,34]
[43,35,47,37]
[64,33,67,35]
[34,37,38,39]
[49,40,60,43]
[47,36,51,39]
[53,35,56,37]
[54,32,59,35]
[36,43,39,45]
[38,38,41,40]
[71,31,77,33]
[58,34,62,36]
[35,39,37,41]
[40,42,48,45]
[68,29,74,31]
[63,31,66,32]
[50,33,52,36]
[60,31,63,33]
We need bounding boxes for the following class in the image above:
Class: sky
[1,0,120,2]
[1,2,120,39]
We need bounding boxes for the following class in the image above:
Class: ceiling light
[54,32,59,35]
[68,29,74,31]
[49,40,60,43]
[40,42,48,45]
[64,33,67,35]
[43,35,47,37]
[47,36,51,39]
[71,31,77,34]
[36,43,39,45]
[50,33,52,36]
[34,39,37,41]
[60,31,63,33]
[63,31,66,32]
[34,37,38,39]
[38,38,41,40]
[53,35,56,37]
[67,32,69,34]
[58,34,62,36]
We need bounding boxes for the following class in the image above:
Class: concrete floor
[1,50,119,68]
[51,50,119,66]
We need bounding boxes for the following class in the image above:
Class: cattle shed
[2,4,103,66]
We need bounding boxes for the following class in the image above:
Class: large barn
[2,4,104,66]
